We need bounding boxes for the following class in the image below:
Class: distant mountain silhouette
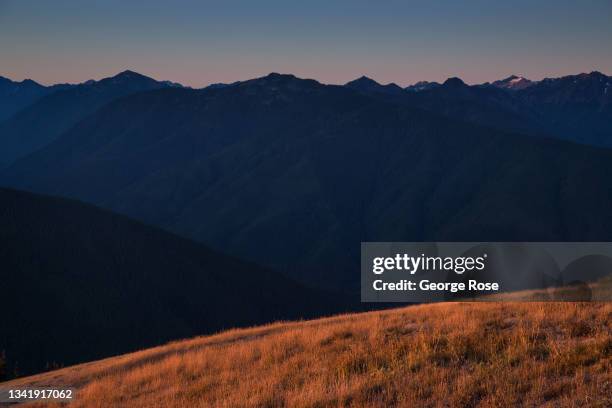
[399,76,547,137]
[490,75,535,91]
[0,76,72,121]
[516,71,612,145]
[4,73,612,293]
[204,81,242,90]
[0,187,347,377]
[397,72,611,146]
[0,71,177,167]
[405,81,440,92]
[345,72,612,146]
[345,76,405,95]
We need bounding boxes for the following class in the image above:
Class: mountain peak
[253,72,317,86]
[264,72,299,81]
[345,76,404,95]
[405,81,441,92]
[240,73,321,92]
[491,75,534,90]
[0,76,43,88]
[586,71,608,80]
[20,78,42,86]
[111,70,152,81]
[116,69,141,77]
[443,77,467,87]
[345,76,379,87]
[85,70,165,88]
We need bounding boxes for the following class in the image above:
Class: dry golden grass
[4,301,611,408]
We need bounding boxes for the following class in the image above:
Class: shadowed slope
[0,188,347,377]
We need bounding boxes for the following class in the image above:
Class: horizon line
[2,69,610,90]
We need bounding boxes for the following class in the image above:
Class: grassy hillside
[6,301,611,407]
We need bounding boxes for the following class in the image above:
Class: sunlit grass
[6,301,612,407]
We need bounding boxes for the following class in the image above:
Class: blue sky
[1,0,611,87]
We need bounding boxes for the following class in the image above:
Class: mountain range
[0,76,72,121]
[1,70,609,169]
[375,72,612,146]
[345,76,405,95]
[490,75,535,90]
[0,71,179,167]
[2,71,612,293]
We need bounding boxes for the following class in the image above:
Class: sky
[1,0,611,87]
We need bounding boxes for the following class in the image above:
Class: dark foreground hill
[3,73,612,292]
[0,188,347,378]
